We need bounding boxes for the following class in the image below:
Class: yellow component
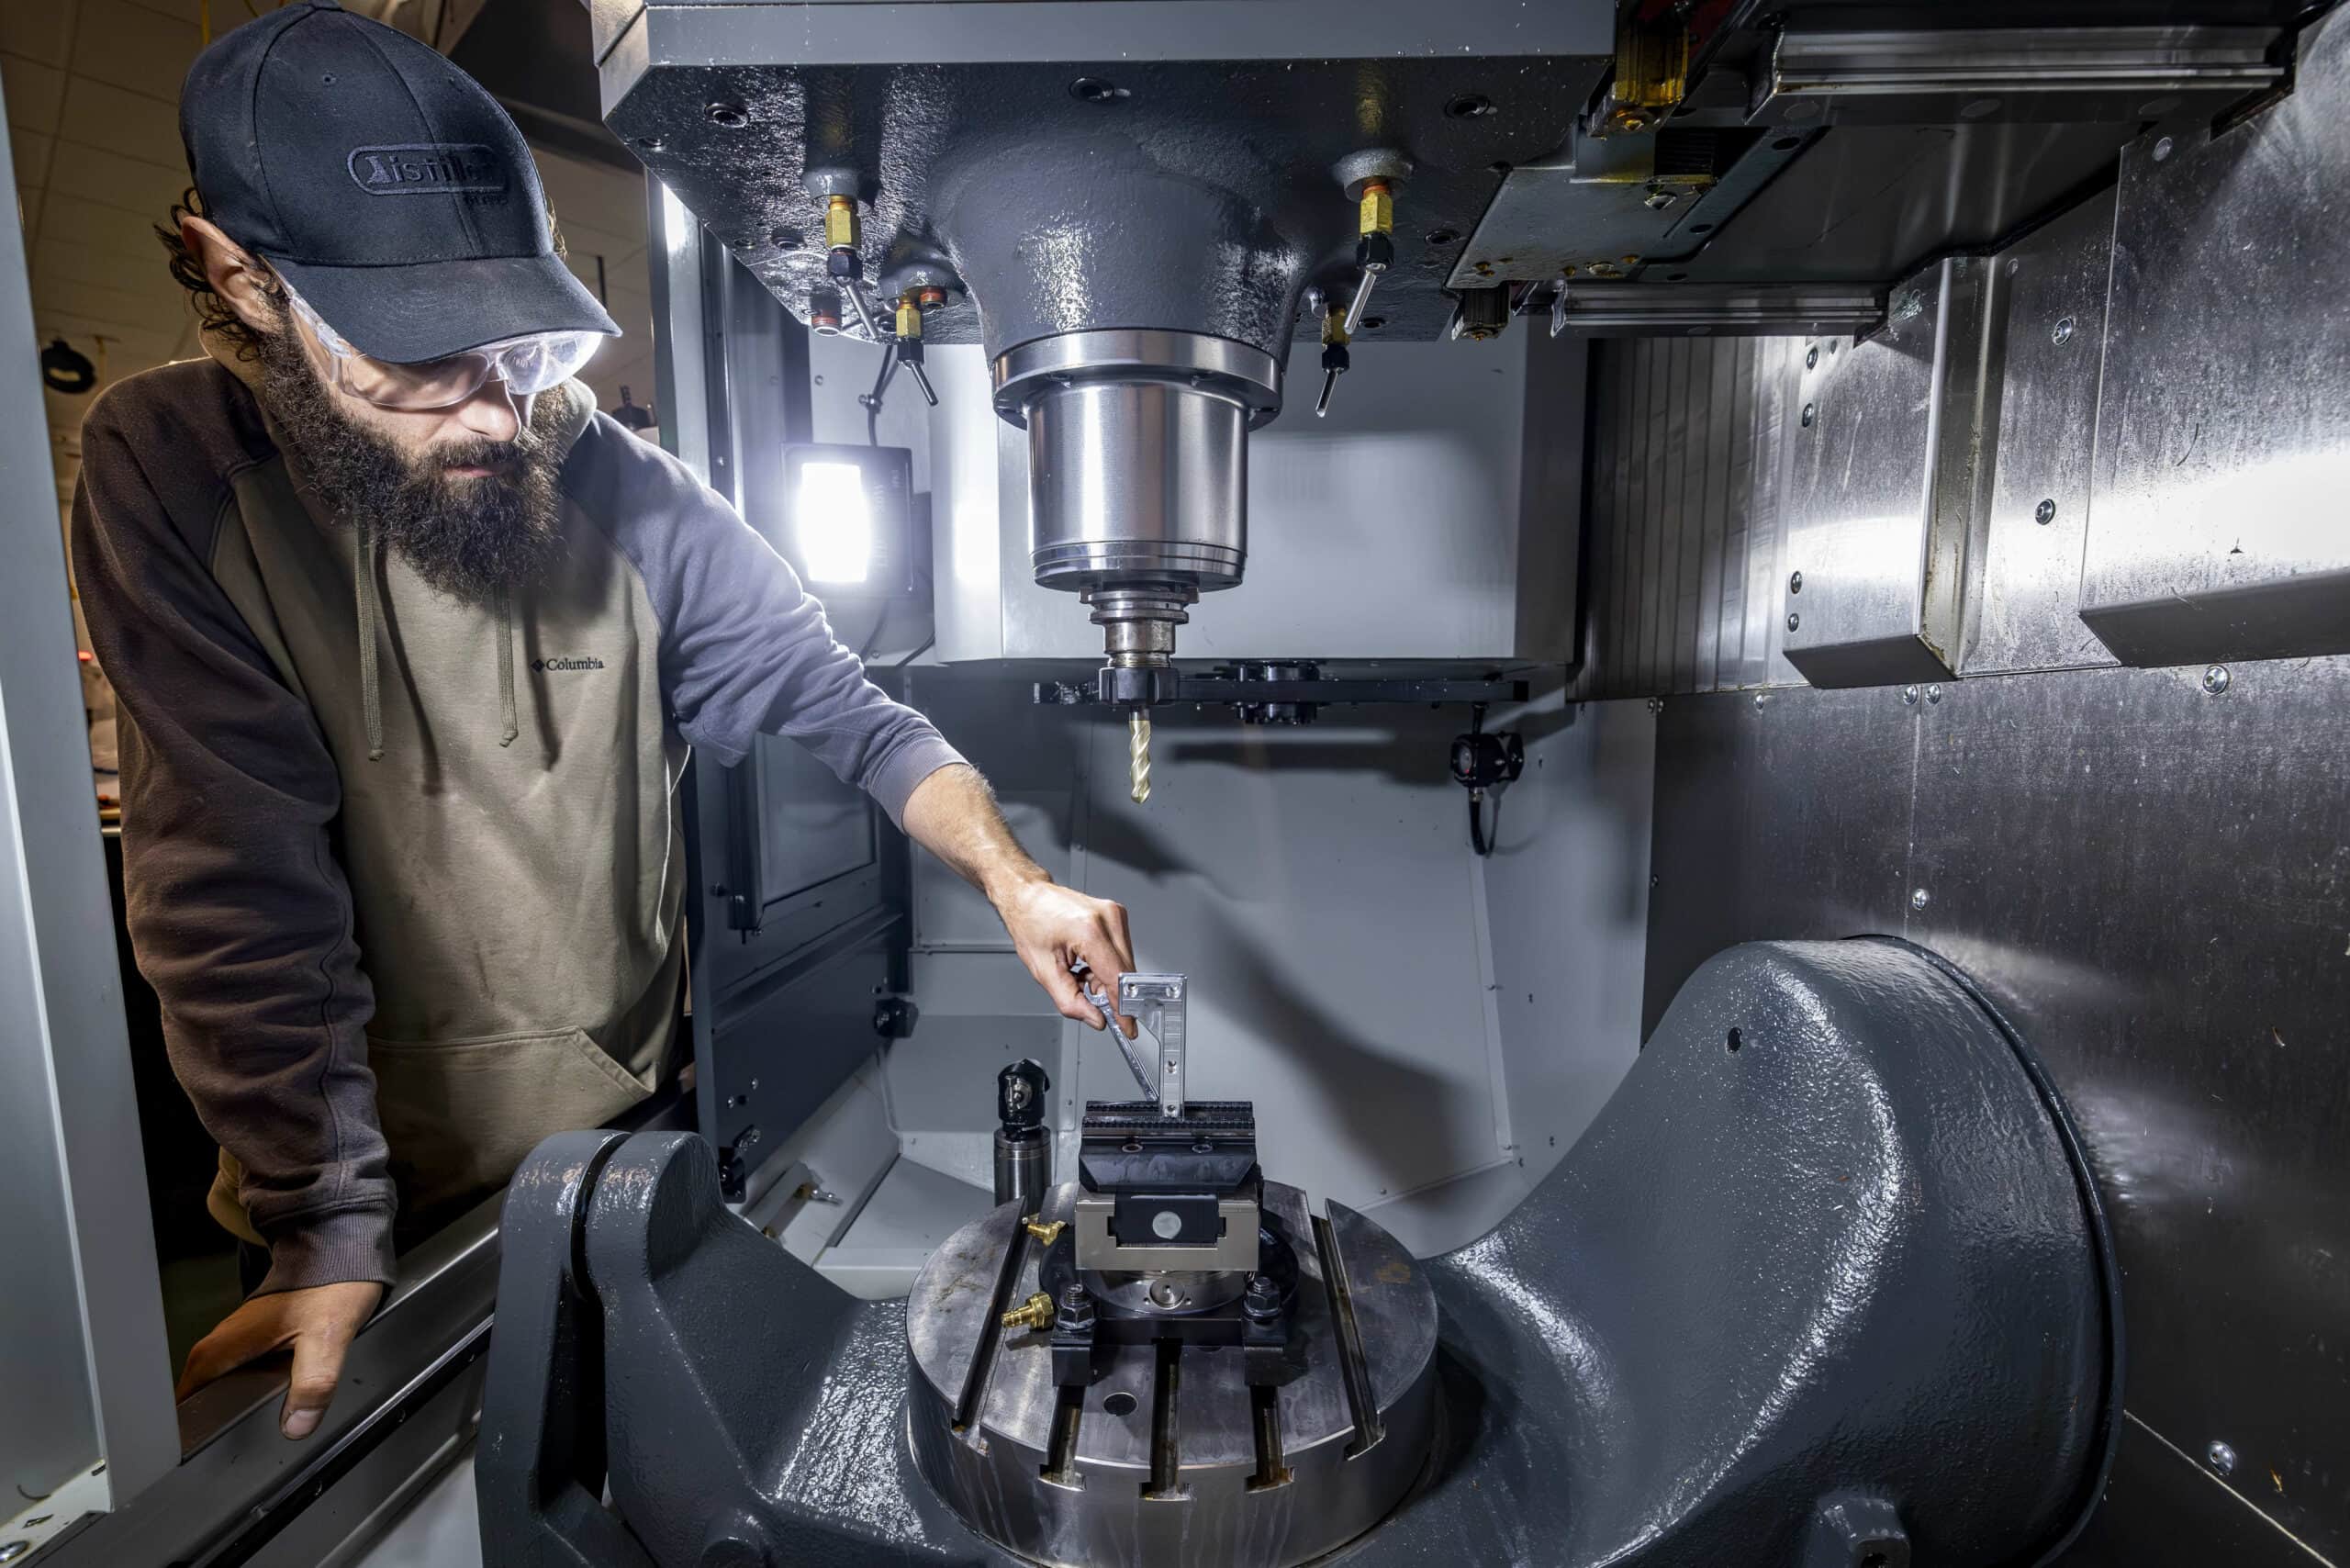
[1024,1216,1067,1246]
[1002,1291,1055,1331]
[1129,709,1153,805]
[1320,307,1350,348]
[1611,9,1689,128]
[895,294,923,339]
[823,193,856,251]
[1357,179,1394,238]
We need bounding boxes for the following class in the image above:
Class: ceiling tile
[32,270,190,336]
[42,189,165,254]
[56,73,180,166]
[34,232,171,298]
[4,52,69,133]
[0,5,75,71]
[117,0,205,25]
[33,306,179,363]
[6,124,53,187]
[70,0,198,106]
[46,139,187,218]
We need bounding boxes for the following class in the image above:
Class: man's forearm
[901,762,1049,901]
[899,762,1138,1031]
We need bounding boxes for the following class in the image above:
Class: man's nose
[452,376,522,442]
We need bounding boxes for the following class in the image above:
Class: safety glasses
[280,278,603,412]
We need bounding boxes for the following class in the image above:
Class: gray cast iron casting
[477,938,2116,1567]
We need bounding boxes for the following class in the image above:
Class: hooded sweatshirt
[70,354,964,1295]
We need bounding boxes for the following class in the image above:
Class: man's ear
[181,215,279,334]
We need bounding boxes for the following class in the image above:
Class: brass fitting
[1320,306,1350,349]
[823,193,856,252]
[894,293,923,340]
[916,285,948,312]
[1023,1216,1067,1246]
[1001,1291,1055,1331]
[1358,179,1394,239]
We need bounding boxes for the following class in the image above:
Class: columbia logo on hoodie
[532,656,606,673]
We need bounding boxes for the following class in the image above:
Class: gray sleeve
[71,381,396,1294]
[563,413,965,824]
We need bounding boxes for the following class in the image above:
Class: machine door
[655,197,906,1203]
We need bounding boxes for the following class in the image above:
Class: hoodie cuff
[867,734,968,831]
[256,1207,398,1296]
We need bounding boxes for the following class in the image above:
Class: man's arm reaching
[901,764,1138,1036]
[566,412,1140,1030]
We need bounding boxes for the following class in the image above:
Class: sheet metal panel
[1966,188,2122,677]
[1573,335,1802,699]
[2080,6,2350,666]
[1779,256,2008,687]
[1645,659,2350,1563]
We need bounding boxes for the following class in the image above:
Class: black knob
[998,1058,1050,1130]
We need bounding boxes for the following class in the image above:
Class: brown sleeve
[71,372,395,1294]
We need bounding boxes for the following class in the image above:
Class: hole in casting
[1727,1028,1743,1053]
[1103,1392,1138,1417]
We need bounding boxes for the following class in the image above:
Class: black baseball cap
[179,0,619,364]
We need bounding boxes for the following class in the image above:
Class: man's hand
[900,764,1141,1035]
[995,876,1139,1037]
[176,1280,384,1439]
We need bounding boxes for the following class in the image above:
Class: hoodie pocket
[365,1026,654,1216]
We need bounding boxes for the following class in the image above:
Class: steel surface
[2080,6,2350,666]
[906,1181,1438,1567]
[1643,665,2350,1562]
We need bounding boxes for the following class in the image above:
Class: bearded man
[73,0,1136,1442]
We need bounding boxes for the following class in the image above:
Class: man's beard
[255,322,565,604]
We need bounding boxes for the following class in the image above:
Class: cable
[887,633,935,669]
[1468,792,1491,857]
[863,337,899,445]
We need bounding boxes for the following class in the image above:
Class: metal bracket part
[1752,24,2285,128]
[1551,282,1886,338]
[1037,668,1530,718]
[1088,970,1187,1114]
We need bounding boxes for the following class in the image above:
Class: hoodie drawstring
[497,590,519,748]
[353,530,521,757]
[354,514,385,762]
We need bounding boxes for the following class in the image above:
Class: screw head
[1752,692,1766,711]
[2154,135,2176,162]
[2203,664,2232,696]
[0,1543,29,1565]
[1801,401,1817,428]
[1902,685,1920,706]
[2052,316,2076,345]
[1910,887,1931,911]
[1149,1209,1183,1239]
[1805,345,1819,369]
[704,101,749,129]
[1789,570,1805,594]
[1926,684,1943,704]
[2207,1439,2238,1476]
[2035,498,2057,525]
[1786,611,1802,633]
